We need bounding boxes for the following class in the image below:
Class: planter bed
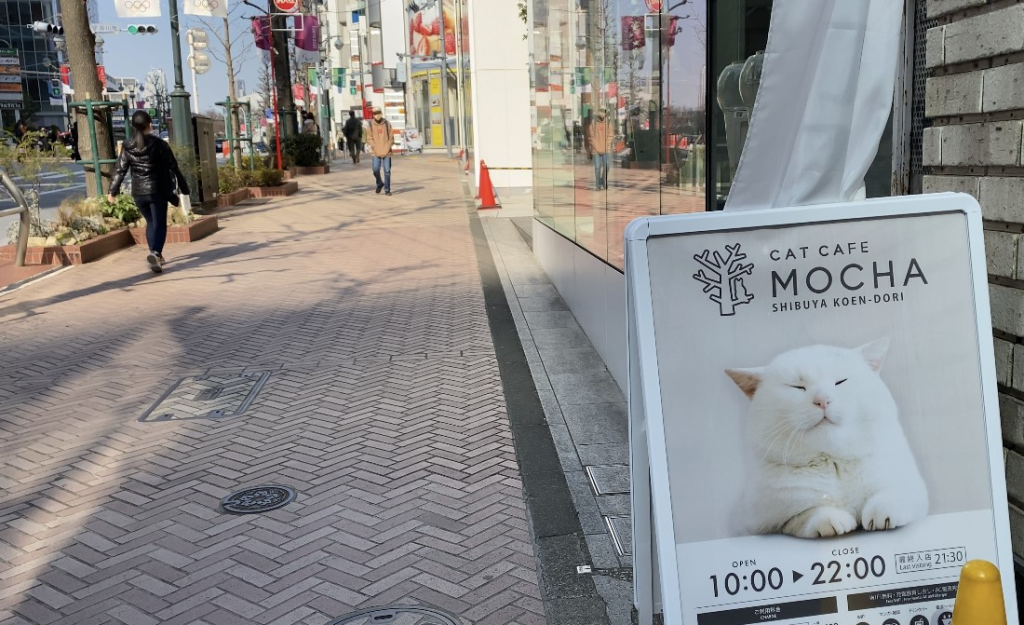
[130,215,219,246]
[217,188,252,208]
[248,180,299,198]
[0,228,135,266]
[292,164,330,176]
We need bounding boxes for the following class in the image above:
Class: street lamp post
[167,0,195,154]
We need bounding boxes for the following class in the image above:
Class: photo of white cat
[725,338,930,539]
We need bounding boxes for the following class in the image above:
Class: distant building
[0,0,65,129]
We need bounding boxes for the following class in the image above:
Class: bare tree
[188,5,254,165]
[59,0,114,197]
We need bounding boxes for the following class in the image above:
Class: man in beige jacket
[587,108,614,190]
[366,106,393,195]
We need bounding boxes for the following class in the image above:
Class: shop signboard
[273,0,299,13]
[0,49,22,110]
[624,194,1018,625]
[429,73,442,146]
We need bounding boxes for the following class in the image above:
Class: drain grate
[605,515,633,556]
[139,370,271,421]
[221,485,296,514]
[585,464,631,496]
[328,606,460,625]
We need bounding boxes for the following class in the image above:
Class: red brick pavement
[0,157,546,625]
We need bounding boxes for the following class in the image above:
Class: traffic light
[30,22,64,35]
[127,25,157,35]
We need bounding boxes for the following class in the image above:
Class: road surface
[0,166,88,241]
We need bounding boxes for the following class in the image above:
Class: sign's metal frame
[624,193,1018,625]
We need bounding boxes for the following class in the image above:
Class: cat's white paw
[791,507,858,538]
[861,492,921,531]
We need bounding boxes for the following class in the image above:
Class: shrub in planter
[253,168,284,187]
[218,165,245,194]
[283,134,323,167]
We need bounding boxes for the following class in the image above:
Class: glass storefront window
[531,0,897,271]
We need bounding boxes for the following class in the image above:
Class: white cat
[725,339,929,539]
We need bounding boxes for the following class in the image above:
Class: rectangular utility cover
[139,370,271,421]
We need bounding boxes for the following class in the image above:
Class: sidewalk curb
[0,264,72,296]
[464,177,612,625]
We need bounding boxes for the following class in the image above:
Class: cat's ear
[858,337,890,372]
[726,368,763,400]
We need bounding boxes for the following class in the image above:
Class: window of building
[532,0,896,270]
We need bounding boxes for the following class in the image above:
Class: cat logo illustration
[693,243,754,316]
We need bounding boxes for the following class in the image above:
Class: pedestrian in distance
[108,110,190,274]
[587,108,614,190]
[366,106,393,196]
[343,111,363,164]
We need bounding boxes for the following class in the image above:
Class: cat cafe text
[768,246,928,314]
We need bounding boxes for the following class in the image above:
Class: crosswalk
[0,169,87,205]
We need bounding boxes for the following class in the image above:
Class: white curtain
[724,0,904,211]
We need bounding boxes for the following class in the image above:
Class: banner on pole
[182,0,228,18]
[114,0,161,18]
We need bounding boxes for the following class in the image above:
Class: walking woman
[108,110,189,274]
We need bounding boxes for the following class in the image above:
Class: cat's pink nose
[814,396,830,410]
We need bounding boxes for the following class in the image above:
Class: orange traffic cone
[476,161,501,209]
[464,157,470,175]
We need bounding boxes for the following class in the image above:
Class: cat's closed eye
[789,385,806,391]
[836,379,848,386]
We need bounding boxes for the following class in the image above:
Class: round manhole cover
[328,606,460,625]
[221,485,296,514]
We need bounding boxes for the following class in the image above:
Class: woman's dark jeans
[133,194,168,254]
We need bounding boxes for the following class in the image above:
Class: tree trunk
[270,3,297,138]
[60,0,114,197]
[223,17,243,167]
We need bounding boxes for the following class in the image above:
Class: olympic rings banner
[183,0,228,18]
[114,0,161,18]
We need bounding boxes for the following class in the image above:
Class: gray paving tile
[596,494,631,517]
[523,311,580,330]
[532,327,591,350]
[514,284,559,299]
[538,348,610,375]
[549,423,583,472]
[563,471,609,535]
[548,372,624,405]
[561,403,629,445]
[577,444,630,466]
[519,296,570,312]
[583,533,621,570]
[585,465,630,495]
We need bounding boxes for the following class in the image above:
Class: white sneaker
[146,252,163,274]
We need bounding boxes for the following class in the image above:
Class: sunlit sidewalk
[0,157,547,625]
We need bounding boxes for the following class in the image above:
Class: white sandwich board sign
[624,194,1018,625]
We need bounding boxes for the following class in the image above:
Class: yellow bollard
[951,560,1007,625]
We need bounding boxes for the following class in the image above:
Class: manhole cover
[221,485,296,514]
[328,606,459,625]
[139,370,271,421]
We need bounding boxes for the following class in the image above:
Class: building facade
[524,0,1024,589]
[0,0,65,130]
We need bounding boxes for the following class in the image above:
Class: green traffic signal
[127,25,157,34]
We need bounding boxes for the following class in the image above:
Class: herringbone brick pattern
[0,158,546,625]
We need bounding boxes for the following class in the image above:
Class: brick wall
[923,0,1024,559]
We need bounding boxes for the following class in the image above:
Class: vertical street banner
[182,0,228,18]
[625,194,1019,625]
[293,15,320,66]
[114,0,161,18]
[0,49,22,110]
